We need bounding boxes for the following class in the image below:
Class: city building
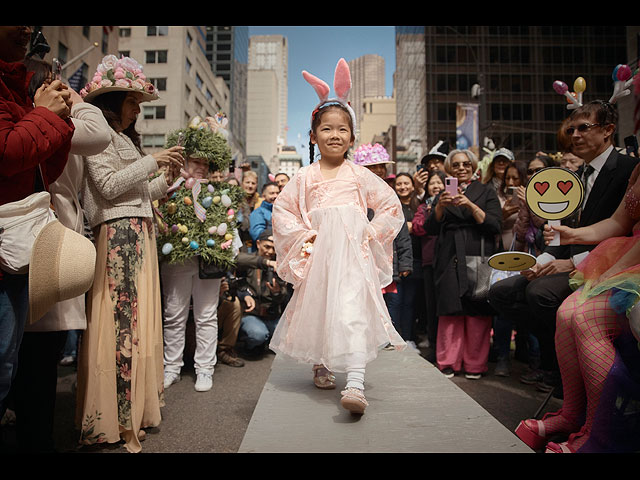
[348,54,386,140]
[415,25,630,163]
[246,68,279,173]
[358,95,396,148]
[247,35,288,153]
[276,145,302,179]
[115,26,232,161]
[204,26,248,161]
[40,26,117,93]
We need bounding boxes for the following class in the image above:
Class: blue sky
[247,26,396,156]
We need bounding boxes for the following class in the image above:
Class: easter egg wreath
[156,116,245,271]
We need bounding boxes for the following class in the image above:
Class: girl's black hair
[22,57,52,99]
[308,103,355,163]
[89,91,144,154]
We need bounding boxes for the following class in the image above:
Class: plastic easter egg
[208,226,217,235]
[206,239,215,247]
[189,116,202,129]
[217,223,227,236]
[617,64,632,82]
[185,177,196,189]
[224,233,233,241]
[189,241,199,250]
[167,202,177,214]
[179,225,188,234]
[202,196,213,208]
[212,195,221,204]
[221,194,232,207]
[566,92,577,104]
[184,196,193,206]
[553,80,568,95]
[612,64,621,81]
[171,224,179,233]
[227,209,235,216]
[573,77,586,93]
[170,191,177,199]
[182,237,189,244]
[161,243,173,255]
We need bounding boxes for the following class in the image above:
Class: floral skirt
[75,217,164,453]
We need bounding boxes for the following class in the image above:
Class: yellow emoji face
[488,251,537,272]
[525,167,584,220]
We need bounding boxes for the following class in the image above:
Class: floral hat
[352,143,394,166]
[80,54,158,102]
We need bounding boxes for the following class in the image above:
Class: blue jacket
[249,200,273,242]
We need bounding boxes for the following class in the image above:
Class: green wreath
[165,125,232,173]
[156,181,245,269]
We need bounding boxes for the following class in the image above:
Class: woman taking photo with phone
[425,149,502,379]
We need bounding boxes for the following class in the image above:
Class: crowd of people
[1,27,640,454]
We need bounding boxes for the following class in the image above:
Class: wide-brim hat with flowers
[80,54,158,103]
[353,143,394,166]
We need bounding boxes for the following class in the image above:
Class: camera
[27,27,51,60]
[223,271,240,302]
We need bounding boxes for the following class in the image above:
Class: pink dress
[270,160,407,372]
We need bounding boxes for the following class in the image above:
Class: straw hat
[80,54,158,103]
[28,220,96,324]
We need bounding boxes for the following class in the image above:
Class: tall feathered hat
[303,58,357,135]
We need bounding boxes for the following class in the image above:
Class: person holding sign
[489,100,638,401]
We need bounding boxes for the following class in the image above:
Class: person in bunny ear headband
[270,58,406,415]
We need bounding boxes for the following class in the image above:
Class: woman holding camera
[425,149,502,379]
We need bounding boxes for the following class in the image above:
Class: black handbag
[464,236,493,302]
[198,256,226,279]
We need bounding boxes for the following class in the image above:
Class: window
[150,77,167,91]
[57,42,68,64]
[185,57,192,73]
[146,50,168,64]
[142,134,166,148]
[186,32,192,47]
[119,28,131,37]
[143,106,166,120]
[83,26,90,38]
[118,50,130,58]
[195,73,203,89]
[147,26,168,36]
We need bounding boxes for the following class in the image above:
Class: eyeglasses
[565,122,602,136]
[451,161,472,169]
[527,167,543,176]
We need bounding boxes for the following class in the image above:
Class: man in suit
[488,100,639,394]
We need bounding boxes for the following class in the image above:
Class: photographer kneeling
[235,229,288,357]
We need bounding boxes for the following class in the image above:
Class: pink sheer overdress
[270,161,407,372]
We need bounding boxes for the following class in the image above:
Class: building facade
[348,54,386,140]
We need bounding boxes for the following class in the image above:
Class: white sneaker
[163,372,181,389]
[194,373,213,392]
[59,355,75,366]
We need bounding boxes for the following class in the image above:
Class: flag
[67,65,85,93]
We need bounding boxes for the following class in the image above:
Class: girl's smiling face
[311,107,354,163]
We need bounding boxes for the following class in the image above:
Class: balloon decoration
[609,64,637,104]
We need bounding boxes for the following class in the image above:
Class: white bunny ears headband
[302,58,358,135]
[553,63,639,109]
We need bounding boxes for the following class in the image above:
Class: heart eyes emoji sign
[525,167,584,220]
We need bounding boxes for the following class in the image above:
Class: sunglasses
[565,122,602,136]
[451,161,472,169]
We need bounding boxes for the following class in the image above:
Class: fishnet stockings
[545,289,623,450]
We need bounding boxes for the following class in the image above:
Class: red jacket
[0,58,74,206]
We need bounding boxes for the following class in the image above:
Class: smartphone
[416,164,424,172]
[445,176,458,197]
[51,58,62,81]
[507,186,517,199]
[624,135,638,156]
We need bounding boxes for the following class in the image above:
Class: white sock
[345,367,365,390]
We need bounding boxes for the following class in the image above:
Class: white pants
[161,257,221,375]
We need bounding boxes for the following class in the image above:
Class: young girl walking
[270,58,406,415]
